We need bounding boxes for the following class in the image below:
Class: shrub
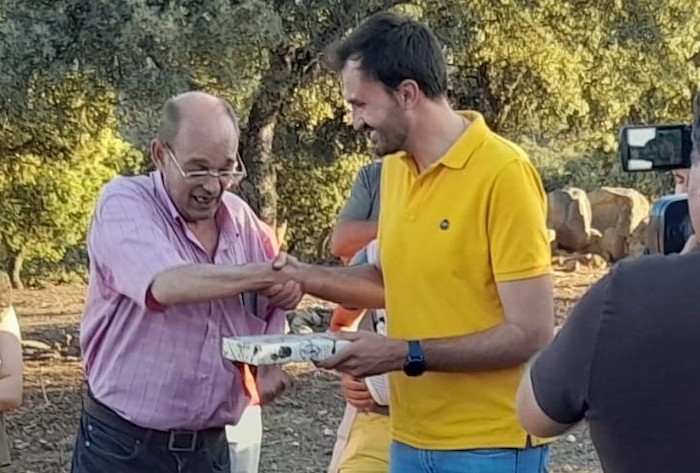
[276,152,370,262]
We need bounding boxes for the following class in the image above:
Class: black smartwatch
[403,340,426,377]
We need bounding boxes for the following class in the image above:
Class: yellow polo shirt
[378,111,552,450]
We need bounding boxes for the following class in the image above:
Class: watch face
[404,359,425,377]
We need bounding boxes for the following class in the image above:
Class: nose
[352,113,366,132]
[201,175,222,194]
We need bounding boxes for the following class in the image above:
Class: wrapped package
[222,333,352,366]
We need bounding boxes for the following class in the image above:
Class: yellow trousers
[336,412,391,473]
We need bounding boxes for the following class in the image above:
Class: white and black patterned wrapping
[222,334,352,366]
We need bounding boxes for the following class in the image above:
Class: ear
[395,79,421,110]
[151,140,167,171]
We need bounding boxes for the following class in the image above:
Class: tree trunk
[8,251,23,290]
[237,48,294,226]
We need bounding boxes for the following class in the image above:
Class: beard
[367,120,408,157]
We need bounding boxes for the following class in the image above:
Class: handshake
[257,252,308,310]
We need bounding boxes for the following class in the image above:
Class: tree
[423,0,700,152]
[1,0,411,228]
[0,69,141,287]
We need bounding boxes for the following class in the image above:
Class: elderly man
[70,91,301,473]
[516,90,700,472]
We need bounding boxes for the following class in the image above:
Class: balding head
[151,91,243,223]
[157,91,240,145]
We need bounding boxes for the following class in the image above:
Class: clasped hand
[259,252,304,310]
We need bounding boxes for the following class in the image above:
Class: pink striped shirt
[80,171,285,430]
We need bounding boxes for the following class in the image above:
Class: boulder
[588,187,650,261]
[286,307,332,334]
[547,188,593,251]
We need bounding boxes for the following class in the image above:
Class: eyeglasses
[163,143,247,182]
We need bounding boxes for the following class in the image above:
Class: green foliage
[1,0,699,284]
[277,152,370,261]
[0,128,141,279]
[522,139,672,200]
[426,0,700,150]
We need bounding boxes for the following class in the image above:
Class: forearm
[299,263,384,309]
[330,221,378,259]
[405,322,550,373]
[150,263,275,305]
[0,375,22,411]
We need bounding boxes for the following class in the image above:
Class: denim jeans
[70,410,231,473]
[389,441,550,473]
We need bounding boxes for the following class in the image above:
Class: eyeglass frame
[162,142,247,182]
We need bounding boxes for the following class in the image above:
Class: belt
[82,388,224,453]
[368,404,389,416]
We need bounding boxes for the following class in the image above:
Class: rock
[286,308,332,334]
[323,428,334,436]
[547,188,593,251]
[628,216,650,258]
[22,340,53,351]
[566,434,577,443]
[553,252,608,271]
[588,187,650,261]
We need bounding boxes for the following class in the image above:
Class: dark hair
[157,94,239,145]
[323,11,447,98]
[692,89,700,164]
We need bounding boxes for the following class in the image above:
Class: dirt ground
[3,264,607,473]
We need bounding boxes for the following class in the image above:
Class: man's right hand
[340,373,376,411]
[259,252,304,309]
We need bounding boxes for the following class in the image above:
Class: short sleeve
[530,273,608,424]
[89,181,188,309]
[488,159,552,282]
[338,165,376,221]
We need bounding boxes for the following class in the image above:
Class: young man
[269,12,554,473]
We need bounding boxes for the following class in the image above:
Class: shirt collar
[152,170,182,221]
[398,110,490,173]
[439,110,490,170]
[152,170,238,249]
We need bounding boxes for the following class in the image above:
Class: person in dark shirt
[516,89,700,473]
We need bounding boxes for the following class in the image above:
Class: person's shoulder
[221,191,256,215]
[96,173,155,206]
[221,191,264,228]
[607,252,695,295]
[456,117,534,179]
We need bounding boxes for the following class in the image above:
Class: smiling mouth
[192,195,215,206]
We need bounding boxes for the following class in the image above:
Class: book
[222,333,352,366]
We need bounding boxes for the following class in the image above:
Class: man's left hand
[316,331,407,378]
[255,365,293,404]
[261,278,304,310]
